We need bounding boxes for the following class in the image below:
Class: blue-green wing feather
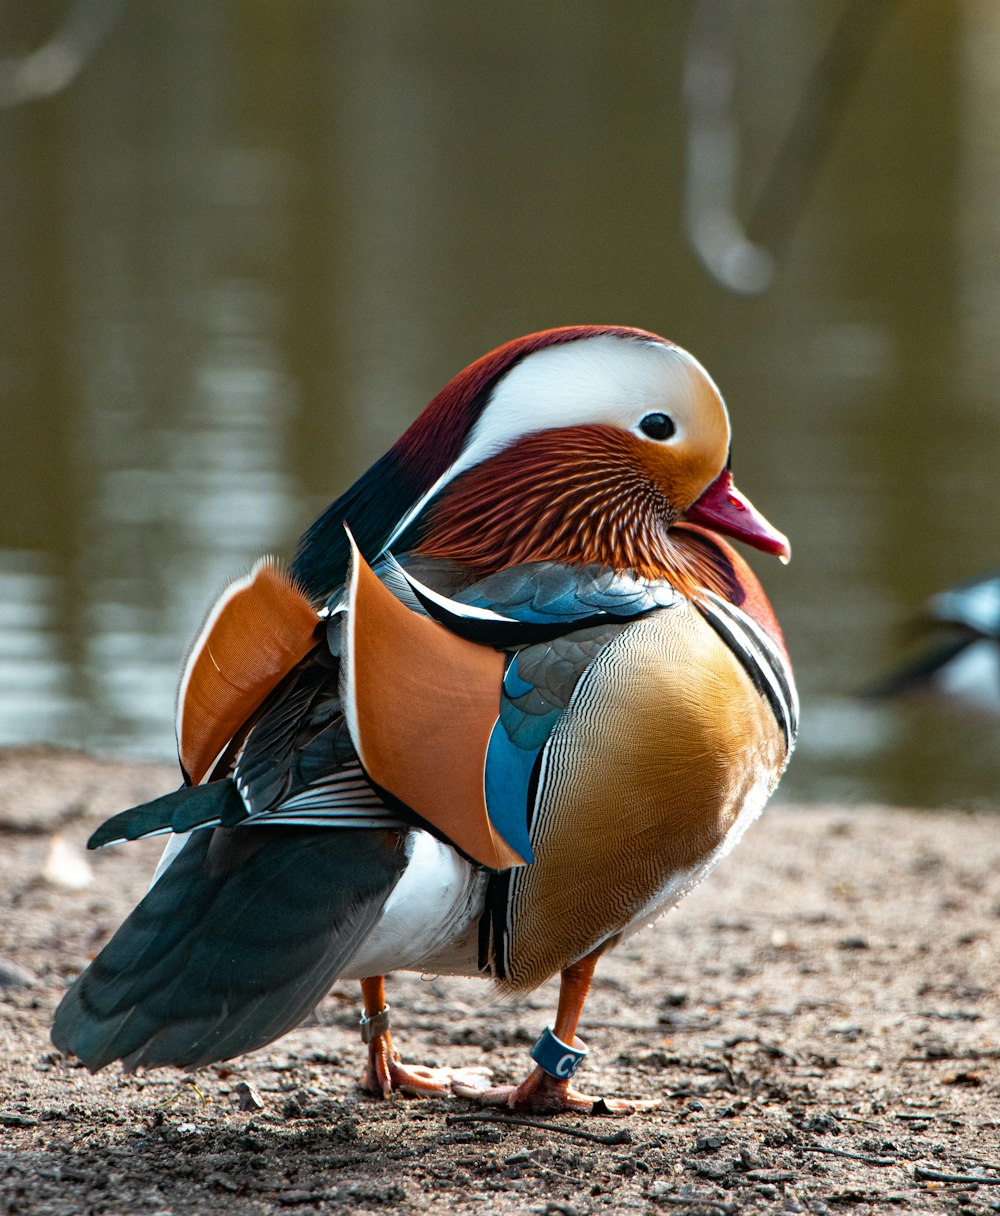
[391,557,676,646]
[483,714,539,865]
[457,561,677,624]
[481,616,638,869]
[413,562,674,871]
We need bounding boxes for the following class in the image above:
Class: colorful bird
[869,572,1000,711]
[52,325,797,1115]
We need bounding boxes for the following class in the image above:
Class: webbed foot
[452,1063,657,1116]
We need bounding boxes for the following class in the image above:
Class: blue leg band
[530,1026,587,1079]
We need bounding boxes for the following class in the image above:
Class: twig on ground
[799,1144,897,1166]
[159,1079,207,1108]
[914,1165,1000,1185]
[444,1112,632,1145]
[952,1153,1000,1172]
[651,1195,737,1215]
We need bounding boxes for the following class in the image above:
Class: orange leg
[357,975,491,1099]
[453,947,657,1116]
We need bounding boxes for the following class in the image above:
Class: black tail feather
[87,781,248,849]
[53,825,406,1071]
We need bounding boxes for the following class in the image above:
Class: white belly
[341,830,487,979]
[152,825,487,980]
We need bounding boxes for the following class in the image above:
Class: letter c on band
[530,1026,588,1080]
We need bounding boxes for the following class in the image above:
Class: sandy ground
[1,747,999,1216]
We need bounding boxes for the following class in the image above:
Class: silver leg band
[359,1004,391,1044]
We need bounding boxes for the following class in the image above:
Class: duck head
[291,326,789,597]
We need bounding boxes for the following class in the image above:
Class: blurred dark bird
[869,573,1000,710]
[52,326,797,1114]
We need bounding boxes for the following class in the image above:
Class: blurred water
[2,0,1000,809]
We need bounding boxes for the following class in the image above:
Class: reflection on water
[2,1,1000,809]
[0,553,76,744]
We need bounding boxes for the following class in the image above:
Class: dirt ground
[1,747,998,1216]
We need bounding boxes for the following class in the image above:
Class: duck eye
[639,412,675,441]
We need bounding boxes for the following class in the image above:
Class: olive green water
[3,1,1000,809]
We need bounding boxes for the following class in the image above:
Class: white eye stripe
[465,337,705,465]
[383,337,725,554]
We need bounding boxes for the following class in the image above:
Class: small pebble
[695,1135,727,1153]
[41,834,93,890]
[234,1081,265,1111]
[0,958,37,989]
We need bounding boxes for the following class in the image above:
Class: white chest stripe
[699,593,798,745]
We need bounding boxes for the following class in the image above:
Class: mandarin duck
[870,573,1000,710]
[52,325,797,1115]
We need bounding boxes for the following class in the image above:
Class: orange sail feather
[177,559,321,784]
[342,534,524,871]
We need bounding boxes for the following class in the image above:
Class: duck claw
[395,1063,494,1098]
[360,1037,492,1099]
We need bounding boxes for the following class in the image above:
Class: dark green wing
[52,824,406,1071]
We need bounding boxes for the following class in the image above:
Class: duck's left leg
[357,975,491,1098]
[453,946,657,1115]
